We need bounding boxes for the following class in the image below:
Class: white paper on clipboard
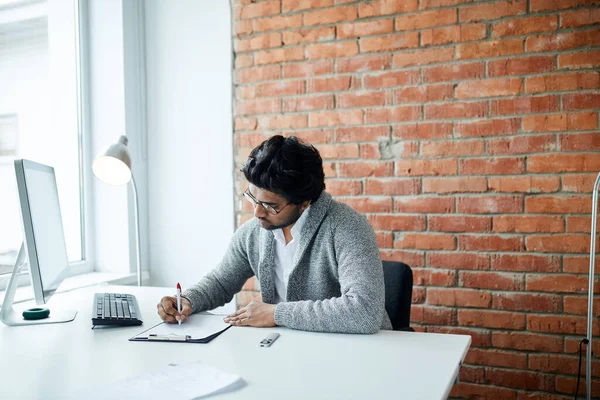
[131,313,232,341]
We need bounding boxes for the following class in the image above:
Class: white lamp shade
[92,135,132,186]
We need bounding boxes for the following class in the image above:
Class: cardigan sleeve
[182,221,256,313]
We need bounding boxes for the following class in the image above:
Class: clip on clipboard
[129,313,232,344]
[149,333,191,342]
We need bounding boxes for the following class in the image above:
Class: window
[0,114,18,158]
[0,0,89,279]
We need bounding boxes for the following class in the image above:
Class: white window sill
[1,270,150,306]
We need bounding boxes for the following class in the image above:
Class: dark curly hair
[241,135,325,204]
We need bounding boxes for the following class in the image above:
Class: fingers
[157,303,177,323]
[157,296,178,323]
[226,306,246,319]
[228,314,250,326]
[224,302,275,328]
[224,309,249,325]
[179,301,193,323]
[161,296,177,314]
[180,298,192,315]
[224,306,247,323]
[224,301,260,326]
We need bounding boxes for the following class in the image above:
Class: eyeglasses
[243,189,290,215]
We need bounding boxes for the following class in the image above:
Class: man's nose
[253,203,268,218]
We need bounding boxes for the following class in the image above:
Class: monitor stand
[0,243,77,326]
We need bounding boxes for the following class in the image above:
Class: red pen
[176,283,182,325]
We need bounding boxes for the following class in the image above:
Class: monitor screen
[14,159,70,304]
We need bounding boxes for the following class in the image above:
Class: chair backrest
[382,261,413,331]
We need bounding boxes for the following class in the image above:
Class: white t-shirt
[272,206,311,303]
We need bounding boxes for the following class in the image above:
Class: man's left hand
[224,300,276,327]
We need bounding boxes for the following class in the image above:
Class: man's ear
[301,200,311,211]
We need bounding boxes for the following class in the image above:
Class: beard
[258,206,302,231]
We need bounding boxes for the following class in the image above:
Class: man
[157,135,392,333]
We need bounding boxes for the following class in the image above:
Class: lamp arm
[586,171,600,400]
[131,176,142,287]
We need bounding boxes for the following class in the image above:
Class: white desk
[0,285,471,400]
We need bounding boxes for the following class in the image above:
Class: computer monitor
[0,159,77,326]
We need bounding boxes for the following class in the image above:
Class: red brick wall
[231,0,600,398]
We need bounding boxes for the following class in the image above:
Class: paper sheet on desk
[74,362,244,400]
[132,313,231,341]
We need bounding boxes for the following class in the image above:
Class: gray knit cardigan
[183,191,393,334]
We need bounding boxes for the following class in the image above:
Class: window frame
[68,0,93,276]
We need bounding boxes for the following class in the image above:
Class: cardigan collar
[258,191,333,303]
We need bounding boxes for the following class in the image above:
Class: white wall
[145,1,234,312]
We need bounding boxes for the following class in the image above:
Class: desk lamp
[92,135,142,286]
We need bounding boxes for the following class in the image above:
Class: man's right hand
[157,296,192,324]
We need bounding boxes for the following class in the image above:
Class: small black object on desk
[23,307,50,320]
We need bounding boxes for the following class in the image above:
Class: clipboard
[129,313,232,344]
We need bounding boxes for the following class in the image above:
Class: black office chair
[382,260,414,331]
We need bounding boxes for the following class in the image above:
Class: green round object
[23,307,50,320]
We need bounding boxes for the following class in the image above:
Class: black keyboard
[92,293,143,327]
